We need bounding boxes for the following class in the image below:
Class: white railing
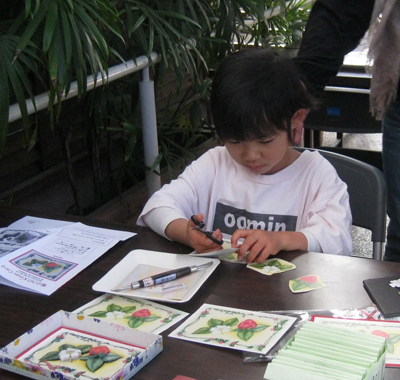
[8,52,162,197]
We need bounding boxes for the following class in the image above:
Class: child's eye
[259,138,274,144]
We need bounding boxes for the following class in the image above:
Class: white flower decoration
[210,325,231,334]
[389,279,400,288]
[59,348,81,362]
[106,311,126,319]
[263,266,281,275]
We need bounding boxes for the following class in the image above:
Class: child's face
[224,130,296,175]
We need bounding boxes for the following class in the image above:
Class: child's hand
[188,213,223,253]
[231,229,284,263]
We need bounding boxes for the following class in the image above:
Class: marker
[111,261,213,291]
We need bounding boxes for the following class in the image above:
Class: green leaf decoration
[39,351,61,362]
[102,353,123,363]
[253,324,269,332]
[278,265,294,271]
[58,344,77,352]
[193,327,212,334]
[388,335,400,344]
[266,260,282,267]
[143,315,161,322]
[249,263,265,269]
[387,342,394,354]
[238,329,254,341]
[85,356,104,372]
[76,345,92,354]
[107,304,122,312]
[208,318,224,327]
[128,318,144,329]
[290,281,308,291]
[223,318,239,326]
[121,306,136,313]
[89,311,108,318]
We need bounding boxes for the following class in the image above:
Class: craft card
[289,274,326,293]
[247,258,296,275]
[169,303,296,354]
[312,315,400,367]
[17,327,144,379]
[74,294,189,334]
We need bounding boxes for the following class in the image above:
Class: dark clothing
[293,0,375,93]
[293,0,400,262]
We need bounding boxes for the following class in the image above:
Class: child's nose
[243,147,260,161]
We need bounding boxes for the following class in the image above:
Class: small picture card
[11,250,77,281]
[312,315,400,367]
[169,303,296,354]
[289,274,326,293]
[74,294,189,334]
[16,327,144,379]
[247,258,296,275]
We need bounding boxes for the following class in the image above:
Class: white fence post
[139,67,161,197]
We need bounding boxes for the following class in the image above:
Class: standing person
[293,0,400,262]
[137,48,352,263]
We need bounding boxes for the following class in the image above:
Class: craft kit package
[0,310,162,380]
[264,321,387,380]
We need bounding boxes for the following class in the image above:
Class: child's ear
[291,109,310,145]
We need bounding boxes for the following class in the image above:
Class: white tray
[92,249,219,303]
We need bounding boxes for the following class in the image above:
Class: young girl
[137,48,352,262]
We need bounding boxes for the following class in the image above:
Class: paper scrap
[289,274,326,293]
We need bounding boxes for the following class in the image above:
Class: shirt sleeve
[140,206,187,239]
[298,156,353,256]
[293,0,375,93]
[301,230,323,253]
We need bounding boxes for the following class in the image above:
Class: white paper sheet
[0,216,135,295]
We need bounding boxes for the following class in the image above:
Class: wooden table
[0,206,399,380]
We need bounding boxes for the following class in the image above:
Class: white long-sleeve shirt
[137,147,352,255]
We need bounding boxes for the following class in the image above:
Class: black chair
[296,148,387,260]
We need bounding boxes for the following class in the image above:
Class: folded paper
[264,321,386,380]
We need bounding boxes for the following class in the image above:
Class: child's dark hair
[210,48,319,144]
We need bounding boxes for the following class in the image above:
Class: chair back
[296,148,387,260]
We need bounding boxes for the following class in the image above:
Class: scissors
[191,215,224,245]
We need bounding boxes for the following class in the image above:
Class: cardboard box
[0,310,162,380]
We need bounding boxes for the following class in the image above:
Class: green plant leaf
[76,345,92,354]
[223,318,239,326]
[89,311,108,317]
[143,315,161,322]
[39,351,61,362]
[85,356,104,372]
[193,327,212,334]
[43,0,58,52]
[253,324,269,332]
[128,318,144,329]
[121,306,136,313]
[237,329,254,341]
[208,318,224,327]
[102,353,123,363]
[107,304,122,312]
[58,344,77,351]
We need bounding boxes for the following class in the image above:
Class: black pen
[111,261,213,291]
